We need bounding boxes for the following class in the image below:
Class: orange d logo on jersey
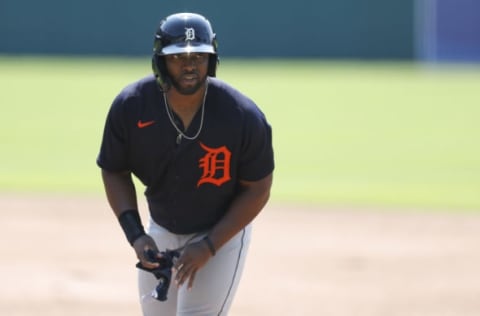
[197,142,231,187]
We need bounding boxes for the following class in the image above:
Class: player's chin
[174,78,206,95]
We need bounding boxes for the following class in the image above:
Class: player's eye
[165,54,180,62]
[193,54,208,62]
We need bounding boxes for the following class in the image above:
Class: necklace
[163,82,208,144]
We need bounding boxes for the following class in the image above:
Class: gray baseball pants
[139,218,251,316]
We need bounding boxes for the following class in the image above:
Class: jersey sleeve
[96,94,130,172]
[238,106,275,181]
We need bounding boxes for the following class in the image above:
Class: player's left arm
[173,172,273,289]
[208,172,273,250]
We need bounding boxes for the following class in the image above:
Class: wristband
[203,235,216,256]
[118,209,146,246]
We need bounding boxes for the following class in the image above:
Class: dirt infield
[1,193,480,316]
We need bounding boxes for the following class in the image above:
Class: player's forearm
[207,173,273,252]
[101,169,138,217]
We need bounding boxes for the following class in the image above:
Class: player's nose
[181,57,199,69]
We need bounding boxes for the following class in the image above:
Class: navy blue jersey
[97,75,274,234]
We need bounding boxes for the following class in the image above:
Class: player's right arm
[101,169,137,216]
[101,169,160,268]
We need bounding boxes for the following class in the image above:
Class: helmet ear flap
[151,55,170,90]
[208,54,219,77]
[207,34,219,77]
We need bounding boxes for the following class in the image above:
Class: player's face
[165,53,209,95]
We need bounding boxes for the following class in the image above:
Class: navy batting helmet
[152,13,219,88]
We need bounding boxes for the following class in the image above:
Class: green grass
[1,56,479,210]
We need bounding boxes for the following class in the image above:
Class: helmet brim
[161,42,215,55]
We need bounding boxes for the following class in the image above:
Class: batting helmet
[152,12,219,88]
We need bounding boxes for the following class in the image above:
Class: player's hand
[173,240,212,290]
[133,234,161,269]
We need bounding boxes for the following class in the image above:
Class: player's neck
[167,85,206,114]
[165,84,207,130]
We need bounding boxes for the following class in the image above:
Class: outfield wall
[0,0,414,59]
[3,1,479,61]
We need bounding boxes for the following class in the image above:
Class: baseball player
[97,12,274,316]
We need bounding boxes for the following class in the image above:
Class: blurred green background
[2,1,480,211]
[1,56,479,210]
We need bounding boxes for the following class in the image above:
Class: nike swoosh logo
[137,120,156,128]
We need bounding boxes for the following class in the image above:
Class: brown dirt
[1,193,480,316]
